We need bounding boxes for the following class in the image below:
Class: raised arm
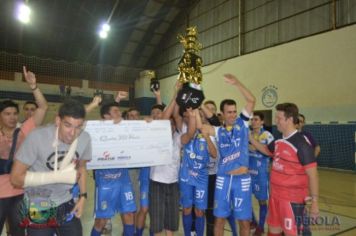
[162,82,181,119]
[23,66,48,125]
[152,89,162,105]
[115,91,128,103]
[201,124,217,158]
[162,97,176,120]
[195,109,203,130]
[169,82,184,129]
[173,105,183,132]
[85,95,102,114]
[181,108,197,145]
[200,104,214,119]
[223,74,256,115]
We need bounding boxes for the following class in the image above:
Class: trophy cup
[140,70,160,92]
[176,26,204,110]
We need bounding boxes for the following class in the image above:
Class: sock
[149,229,154,236]
[124,224,135,236]
[195,216,205,236]
[135,227,144,236]
[90,227,101,236]
[183,213,193,236]
[252,209,257,224]
[259,204,268,229]
[227,214,238,236]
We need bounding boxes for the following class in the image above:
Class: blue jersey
[216,113,250,175]
[95,168,131,186]
[249,128,274,176]
[180,132,210,186]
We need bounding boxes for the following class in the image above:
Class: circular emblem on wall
[262,85,278,108]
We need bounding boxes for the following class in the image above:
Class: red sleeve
[21,117,36,137]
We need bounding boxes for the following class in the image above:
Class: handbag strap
[9,128,21,161]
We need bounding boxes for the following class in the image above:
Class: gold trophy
[141,70,159,92]
[176,26,204,109]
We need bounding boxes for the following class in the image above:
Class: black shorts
[149,180,180,233]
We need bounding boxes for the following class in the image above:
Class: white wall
[159,25,356,123]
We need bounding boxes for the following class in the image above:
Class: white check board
[85,120,173,169]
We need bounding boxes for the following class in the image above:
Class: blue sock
[195,216,205,236]
[135,227,144,236]
[90,227,101,236]
[124,224,135,236]
[252,209,257,224]
[183,213,193,236]
[149,230,154,236]
[227,214,238,236]
[259,204,268,229]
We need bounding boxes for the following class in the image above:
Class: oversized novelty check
[85,120,173,169]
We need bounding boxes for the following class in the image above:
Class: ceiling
[0,0,198,72]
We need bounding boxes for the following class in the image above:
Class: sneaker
[253,226,264,236]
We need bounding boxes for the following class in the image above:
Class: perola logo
[98,151,115,161]
[262,85,278,108]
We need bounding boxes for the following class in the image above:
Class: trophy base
[176,83,205,110]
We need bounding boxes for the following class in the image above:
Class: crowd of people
[0,68,320,236]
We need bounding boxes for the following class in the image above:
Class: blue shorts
[251,173,269,201]
[94,181,137,218]
[180,181,208,210]
[213,174,252,220]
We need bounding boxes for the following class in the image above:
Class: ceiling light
[102,23,110,32]
[99,30,108,39]
[98,22,110,39]
[17,3,31,24]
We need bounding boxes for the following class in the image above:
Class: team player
[200,101,238,236]
[180,108,217,236]
[125,107,151,236]
[249,112,274,236]
[201,74,256,236]
[250,103,319,236]
[90,102,136,236]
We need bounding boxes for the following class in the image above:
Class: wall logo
[262,85,278,108]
